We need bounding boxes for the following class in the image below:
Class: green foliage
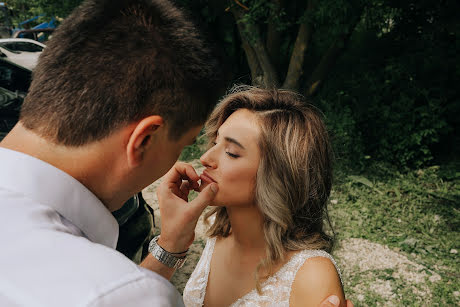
[359,61,448,168]
[7,0,82,24]
[318,97,365,170]
[8,0,458,170]
[32,0,83,18]
[179,132,208,162]
[317,0,459,169]
[174,0,459,171]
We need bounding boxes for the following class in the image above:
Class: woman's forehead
[218,109,260,144]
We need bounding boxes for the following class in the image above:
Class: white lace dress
[183,237,342,307]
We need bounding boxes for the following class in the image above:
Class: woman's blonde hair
[204,85,334,292]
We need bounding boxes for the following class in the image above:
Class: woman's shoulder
[289,250,345,307]
[296,249,341,277]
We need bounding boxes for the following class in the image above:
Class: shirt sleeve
[87,267,184,307]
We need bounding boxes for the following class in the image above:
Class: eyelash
[226,152,239,158]
[212,141,240,158]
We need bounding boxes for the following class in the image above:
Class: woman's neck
[226,205,266,252]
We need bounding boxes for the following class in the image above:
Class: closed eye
[213,140,239,158]
[226,152,239,158]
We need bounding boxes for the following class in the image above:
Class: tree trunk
[305,12,363,96]
[282,0,314,90]
[232,14,263,86]
[231,7,280,88]
[242,36,264,86]
[266,0,286,70]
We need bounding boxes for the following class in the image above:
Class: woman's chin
[198,180,226,206]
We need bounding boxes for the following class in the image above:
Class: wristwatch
[148,236,187,269]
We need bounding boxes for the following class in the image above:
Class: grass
[329,162,460,305]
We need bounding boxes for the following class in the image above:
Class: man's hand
[320,295,354,307]
[156,162,218,253]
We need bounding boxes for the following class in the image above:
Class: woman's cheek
[210,184,235,206]
[220,184,255,207]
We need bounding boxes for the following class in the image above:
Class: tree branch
[305,10,363,96]
[266,0,286,70]
[242,34,264,86]
[230,9,263,86]
[231,6,280,87]
[234,0,249,11]
[282,0,314,90]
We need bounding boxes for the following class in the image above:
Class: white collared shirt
[0,148,184,307]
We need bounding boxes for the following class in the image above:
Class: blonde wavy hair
[204,85,334,292]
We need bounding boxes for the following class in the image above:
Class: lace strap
[183,237,217,307]
[287,249,343,292]
[229,249,342,306]
[203,237,216,284]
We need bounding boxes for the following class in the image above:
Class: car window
[37,31,53,42]
[0,42,44,52]
[0,60,31,92]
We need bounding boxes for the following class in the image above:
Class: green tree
[176,0,396,96]
[176,0,459,167]
[7,0,83,25]
[5,0,459,168]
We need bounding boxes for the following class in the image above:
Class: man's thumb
[320,295,340,307]
[189,183,218,213]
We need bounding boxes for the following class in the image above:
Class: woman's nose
[200,148,217,169]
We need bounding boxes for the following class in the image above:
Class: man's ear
[126,115,164,168]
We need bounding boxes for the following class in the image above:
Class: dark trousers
[115,193,156,264]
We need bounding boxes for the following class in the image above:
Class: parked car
[0,38,45,70]
[0,57,31,139]
[12,28,54,43]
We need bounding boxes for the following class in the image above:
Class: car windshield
[0,42,43,53]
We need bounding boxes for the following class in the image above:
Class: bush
[179,131,208,162]
[317,97,365,170]
[316,28,454,169]
[356,60,448,168]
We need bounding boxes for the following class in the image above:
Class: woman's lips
[200,171,217,185]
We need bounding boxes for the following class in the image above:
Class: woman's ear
[126,115,164,168]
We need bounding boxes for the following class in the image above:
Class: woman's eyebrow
[216,130,245,149]
[224,136,245,149]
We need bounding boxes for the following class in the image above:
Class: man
[0,0,350,306]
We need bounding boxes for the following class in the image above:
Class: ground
[142,160,459,306]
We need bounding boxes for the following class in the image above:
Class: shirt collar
[0,147,119,249]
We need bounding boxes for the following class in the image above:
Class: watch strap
[148,236,187,269]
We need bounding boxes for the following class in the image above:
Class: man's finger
[346,299,354,307]
[319,295,340,307]
[179,181,190,201]
[164,163,199,188]
[197,179,209,192]
[187,183,218,218]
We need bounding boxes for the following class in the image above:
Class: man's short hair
[20,0,223,146]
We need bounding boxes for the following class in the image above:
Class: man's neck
[0,123,129,212]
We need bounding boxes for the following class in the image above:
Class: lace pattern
[183,237,342,307]
[183,237,216,306]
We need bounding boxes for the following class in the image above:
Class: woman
[183,86,345,307]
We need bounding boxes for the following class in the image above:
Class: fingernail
[327,295,340,306]
[210,183,218,194]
